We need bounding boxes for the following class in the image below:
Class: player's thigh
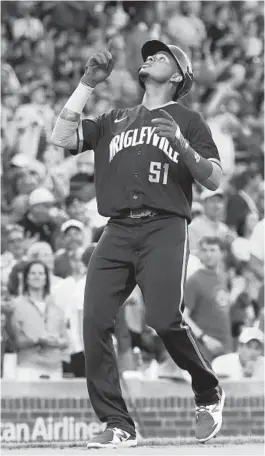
[84,222,135,326]
[137,217,189,331]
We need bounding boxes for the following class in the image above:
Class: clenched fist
[81,50,114,88]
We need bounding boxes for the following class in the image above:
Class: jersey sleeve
[187,112,221,167]
[69,115,105,155]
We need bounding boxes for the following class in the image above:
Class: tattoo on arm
[60,108,80,122]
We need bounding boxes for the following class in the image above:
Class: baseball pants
[83,214,219,436]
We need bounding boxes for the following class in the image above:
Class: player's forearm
[51,82,94,149]
[175,141,222,190]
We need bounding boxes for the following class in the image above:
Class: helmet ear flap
[170,74,183,83]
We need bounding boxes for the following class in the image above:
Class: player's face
[200,243,222,269]
[139,51,180,85]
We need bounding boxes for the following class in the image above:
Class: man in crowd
[17,187,66,250]
[184,236,233,363]
[54,219,85,278]
[1,224,27,286]
[188,188,233,257]
[226,169,262,236]
[65,194,94,246]
[212,327,264,380]
[53,246,87,377]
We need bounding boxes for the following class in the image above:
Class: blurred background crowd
[1,1,264,382]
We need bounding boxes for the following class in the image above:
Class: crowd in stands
[1,1,264,382]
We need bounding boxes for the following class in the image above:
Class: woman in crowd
[10,260,69,380]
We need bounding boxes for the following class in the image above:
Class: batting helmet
[138,40,194,101]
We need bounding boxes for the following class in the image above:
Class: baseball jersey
[71,102,221,222]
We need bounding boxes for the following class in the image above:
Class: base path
[3,437,264,456]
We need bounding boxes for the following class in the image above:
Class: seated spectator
[1,278,16,378]
[226,170,262,236]
[115,286,168,376]
[184,236,233,363]
[1,224,27,286]
[69,151,95,202]
[230,211,259,263]
[18,188,67,251]
[54,219,85,278]
[10,260,69,380]
[8,242,63,296]
[65,194,94,246]
[53,247,87,377]
[248,217,264,283]
[212,327,264,380]
[230,269,260,350]
[188,188,233,257]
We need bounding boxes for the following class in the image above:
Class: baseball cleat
[86,427,137,448]
[195,387,225,443]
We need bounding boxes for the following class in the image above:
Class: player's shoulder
[97,105,140,125]
[167,102,203,124]
[168,102,198,116]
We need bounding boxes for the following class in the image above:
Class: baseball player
[51,40,225,448]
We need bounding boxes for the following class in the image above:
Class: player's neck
[142,86,174,110]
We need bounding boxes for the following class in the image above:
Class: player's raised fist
[81,50,114,88]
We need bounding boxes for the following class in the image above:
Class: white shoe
[86,427,137,448]
[196,387,225,443]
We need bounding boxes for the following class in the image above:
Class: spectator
[65,194,94,246]
[230,211,259,264]
[212,327,264,380]
[184,236,233,363]
[188,188,233,257]
[115,286,167,375]
[54,219,85,278]
[226,170,262,236]
[10,260,69,380]
[11,2,44,42]
[53,247,86,377]
[17,188,66,250]
[248,218,264,283]
[1,224,27,285]
[1,279,16,378]
[69,151,95,202]
[8,241,63,296]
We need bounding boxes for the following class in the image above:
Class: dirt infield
[2,438,264,456]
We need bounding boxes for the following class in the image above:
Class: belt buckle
[129,209,143,218]
[129,209,152,218]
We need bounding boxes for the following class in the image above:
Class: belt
[122,208,163,219]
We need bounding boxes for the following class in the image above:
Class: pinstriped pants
[83,214,219,435]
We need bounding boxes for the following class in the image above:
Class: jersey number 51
[149,161,169,185]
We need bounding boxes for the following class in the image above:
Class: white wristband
[175,124,181,140]
[65,82,94,114]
